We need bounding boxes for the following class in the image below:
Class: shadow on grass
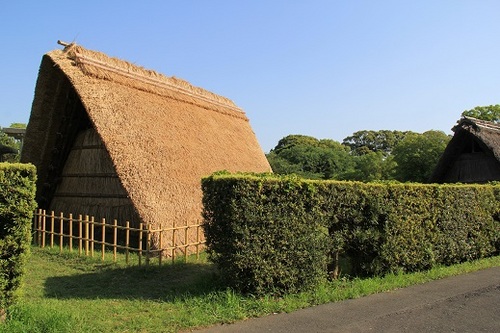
[43,260,225,302]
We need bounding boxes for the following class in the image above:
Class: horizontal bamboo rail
[32,209,205,265]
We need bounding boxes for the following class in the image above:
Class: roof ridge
[461,116,500,132]
[60,43,245,116]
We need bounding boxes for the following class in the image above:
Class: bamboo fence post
[34,209,38,246]
[59,212,64,253]
[158,228,163,266]
[40,210,47,248]
[41,210,46,248]
[145,224,151,266]
[78,214,83,255]
[69,213,73,252]
[172,219,176,263]
[33,209,37,246]
[50,211,55,248]
[184,220,188,263]
[125,221,130,265]
[36,209,42,246]
[33,209,37,245]
[101,218,106,261]
[85,215,89,256]
[138,223,143,266]
[32,209,37,245]
[113,219,118,262]
[196,224,200,260]
[90,216,95,257]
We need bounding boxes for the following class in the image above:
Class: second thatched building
[430,117,500,183]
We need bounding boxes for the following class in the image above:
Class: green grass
[1,247,499,333]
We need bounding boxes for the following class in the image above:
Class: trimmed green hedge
[202,173,329,295]
[0,163,37,315]
[202,173,500,295]
[322,183,499,276]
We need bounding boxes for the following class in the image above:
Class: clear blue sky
[1,1,500,152]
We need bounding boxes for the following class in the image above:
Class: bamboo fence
[32,209,205,265]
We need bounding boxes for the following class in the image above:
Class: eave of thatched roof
[457,117,500,160]
[1,128,26,140]
[429,116,500,183]
[22,43,271,227]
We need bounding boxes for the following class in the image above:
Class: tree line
[266,105,500,183]
[1,105,499,182]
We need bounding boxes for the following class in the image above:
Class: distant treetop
[342,130,414,156]
[9,123,27,129]
[461,105,500,123]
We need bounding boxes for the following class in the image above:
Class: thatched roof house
[429,117,500,183]
[21,43,271,246]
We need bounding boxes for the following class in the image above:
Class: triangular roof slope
[22,43,271,232]
[429,117,500,183]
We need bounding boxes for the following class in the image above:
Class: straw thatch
[429,117,500,183]
[21,42,271,250]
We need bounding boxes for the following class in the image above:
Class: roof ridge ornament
[57,40,71,47]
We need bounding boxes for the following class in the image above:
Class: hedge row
[202,173,499,295]
[320,182,499,276]
[0,163,37,315]
[202,173,329,295]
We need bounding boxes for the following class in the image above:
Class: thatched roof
[22,43,271,230]
[1,128,26,140]
[429,117,500,183]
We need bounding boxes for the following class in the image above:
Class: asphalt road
[196,266,500,333]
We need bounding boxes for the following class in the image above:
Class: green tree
[392,130,450,182]
[0,133,18,162]
[266,151,309,177]
[461,104,500,123]
[272,134,322,154]
[267,135,354,179]
[0,123,26,162]
[342,130,414,156]
[340,151,397,181]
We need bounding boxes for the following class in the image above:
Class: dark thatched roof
[21,43,271,236]
[429,117,500,183]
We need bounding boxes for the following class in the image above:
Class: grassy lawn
[1,246,499,333]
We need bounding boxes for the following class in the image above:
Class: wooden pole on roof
[57,40,71,47]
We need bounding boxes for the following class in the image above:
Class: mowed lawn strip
[0,247,499,333]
